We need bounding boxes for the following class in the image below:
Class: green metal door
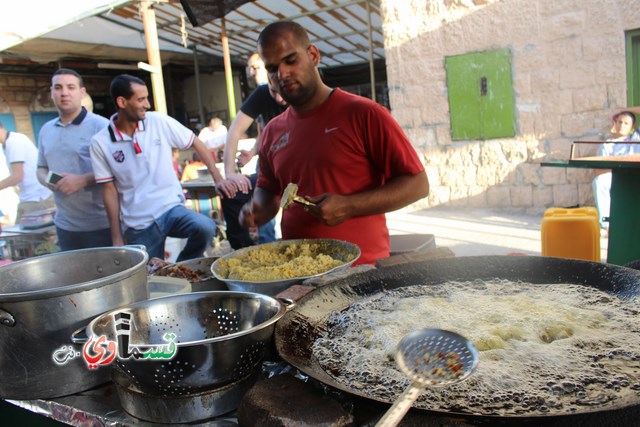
[626,29,640,107]
[446,49,516,140]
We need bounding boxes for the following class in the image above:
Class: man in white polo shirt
[0,121,53,222]
[90,74,237,261]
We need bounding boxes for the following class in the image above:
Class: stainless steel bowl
[84,291,286,396]
[211,239,361,296]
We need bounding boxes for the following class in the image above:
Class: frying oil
[311,280,640,415]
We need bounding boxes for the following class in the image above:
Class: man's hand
[239,202,256,228]
[55,173,86,195]
[237,148,256,168]
[216,178,247,199]
[305,193,352,226]
[226,172,252,194]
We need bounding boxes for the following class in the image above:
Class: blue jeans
[593,172,611,228]
[125,205,216,261]
[57,227,112,251]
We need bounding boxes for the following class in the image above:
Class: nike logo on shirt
[325,127,339,133]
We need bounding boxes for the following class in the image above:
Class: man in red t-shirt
[240,21,429,265]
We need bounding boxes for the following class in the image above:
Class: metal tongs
[375,328,479,427]
[280,183,316,210]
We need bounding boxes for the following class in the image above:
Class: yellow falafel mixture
[218,242,344,281]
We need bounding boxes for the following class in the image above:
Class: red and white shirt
[90,112,195,230]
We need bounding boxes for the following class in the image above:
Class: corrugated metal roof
[3,0,383,68]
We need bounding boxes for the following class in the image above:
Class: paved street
[387,207,609,262]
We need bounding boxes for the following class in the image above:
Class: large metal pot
[83,291,287,396]
[276,256,640,425]
[211,238,361,296]
[0,246,149,399]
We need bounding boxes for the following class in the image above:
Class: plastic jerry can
[541,207,600,262]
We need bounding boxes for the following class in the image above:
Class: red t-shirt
[257,89,424,265]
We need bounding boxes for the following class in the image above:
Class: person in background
[222,52,287,248]
[592,110,640,232]
[198,117,227,161]
[37,68,111,251]
[90,74,237,261]
[180,152,206,182]
[240,21,429,265]
[172,148,183,180]
[0,121,53,223]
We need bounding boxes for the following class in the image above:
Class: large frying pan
[275,256,640,424]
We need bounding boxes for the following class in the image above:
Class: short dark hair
[616,111,636,126]
[110,74,146,105]
[258,21,310,51]
[52,68,84,87]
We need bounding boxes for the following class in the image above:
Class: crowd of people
[0,21,425,264]
[4,19,640,264]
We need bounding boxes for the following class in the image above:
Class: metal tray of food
[211,239,361,296]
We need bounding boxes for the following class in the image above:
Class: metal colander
[86,291,286,396]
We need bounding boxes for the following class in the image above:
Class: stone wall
[381,0,640,214]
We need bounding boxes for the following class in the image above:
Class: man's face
[248,54,268,86]
[614,114,635,136]
[119,83,151,122]
[50,73,86,116]
[259,33,319,107]
[268,73,287,106]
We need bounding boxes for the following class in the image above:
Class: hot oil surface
[311,280,640,416]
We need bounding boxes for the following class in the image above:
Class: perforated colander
[86,291,286,396]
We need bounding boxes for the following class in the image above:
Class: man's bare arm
[306,171,429,226]
[223,111,255,192]
[103,181,124,246]
[0,163,23,191]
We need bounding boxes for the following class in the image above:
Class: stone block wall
[381,0,640,214]
[0,72,109,142]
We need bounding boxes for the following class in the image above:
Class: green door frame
[626,29,640,107]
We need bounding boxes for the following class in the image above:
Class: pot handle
[0,308,15,327]
[71,326,89,345]
[277,297,297,312]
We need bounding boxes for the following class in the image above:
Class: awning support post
[140,1,168,114]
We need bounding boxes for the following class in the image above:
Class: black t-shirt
[240,84,287,128]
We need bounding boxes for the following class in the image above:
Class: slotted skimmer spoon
[375,328,479,427]
[280,183,316,210]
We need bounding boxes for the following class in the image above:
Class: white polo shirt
[4,131,51,202]
[90,112,196,230]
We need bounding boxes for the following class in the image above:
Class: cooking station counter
[5,250,640,426]
[6,364,640,427]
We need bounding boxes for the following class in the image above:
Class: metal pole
[140,1,167,114]
[366,0,376,103]
[192,44,205,127]
[221,17,237,120]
